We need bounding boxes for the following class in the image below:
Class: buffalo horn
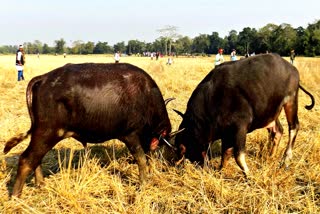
[173,109,184,118]
[164,97,175,105]
[169,128,185,137]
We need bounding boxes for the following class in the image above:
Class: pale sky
[1,0,319,46]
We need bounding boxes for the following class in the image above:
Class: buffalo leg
[220,144,233,170]
[232,126,250,176]
[123,133,148,184]
[281,100,299,167]
[11,129,60,197]
[267,118,283,157]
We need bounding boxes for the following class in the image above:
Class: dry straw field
[0,54,319,213]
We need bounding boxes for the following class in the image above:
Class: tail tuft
[3,131,31,154]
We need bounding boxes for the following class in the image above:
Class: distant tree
[70,40,84,54]
[113,41,126,53]
[42,43,52,54]
[126,40,145,55]
[304,20,320,56]
[81,41,95,54]
[174,36,193,55]
[257,23,278,53]
[271,23,297,55]
[225,30,238,53]
[152,37,167,53]
[33,40,43,54]
[238,27,258,55]
[208,32,224,54]
[157,25,180,55]
[0,45,16,54]
[93,41,113,54]
[54,38,66,54]
[192,34,210,54]
[294,26,307,55]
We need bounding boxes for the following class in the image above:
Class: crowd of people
[14,45,298,81]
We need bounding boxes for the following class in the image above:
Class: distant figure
[167,56,173,65]
[290,49,295,65]
[114,51,121,63]
[150,52,154,60]
[230,49,237,61]
[16,45,25,81]
[215,48,224,66]
[156,52,160,60]
[63,52,66,58]
[37,53,40,59]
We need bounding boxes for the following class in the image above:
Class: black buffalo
[4,63,173,197]
[174,54,315,176]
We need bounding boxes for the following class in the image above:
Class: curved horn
[169,128,185,138]
[173,109,184,118]
[164,97,175,105]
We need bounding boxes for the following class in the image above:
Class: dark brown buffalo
[4,63,173,197]
[174,54,315,176]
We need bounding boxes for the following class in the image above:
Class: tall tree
[71,40,84,54]
[174,36,193,55]
[208,32,224,54]
[238,27,258,55]
[192,34,210,54]
[126,40,146,55]
[54,38,66,54]
[294,26,307,55]
[304,20,320,56]
[225,30,238,53]
[157,25,180,55]
[82,41,95,54]
[42,43,52,54]
[272,23,297,55]
[257,23,278,53]
[93,41,113,54]
[113,42,126,53]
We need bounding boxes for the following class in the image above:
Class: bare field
[0,54,319,213]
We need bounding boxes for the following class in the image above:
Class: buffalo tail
[299,84,315,110]
[3,130,31,154]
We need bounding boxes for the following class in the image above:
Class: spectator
[230,49,237,61]
[114,51,121,63]
[290,49,295,65]
[16,45,25,81]
[167,56,173,65]
[215,48,224,66]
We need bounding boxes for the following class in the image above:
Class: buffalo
[174,53,315,176]
[4,63,174,197]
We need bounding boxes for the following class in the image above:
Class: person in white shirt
[114,51,120,63]
[215,48,224,66]
[16,45,25,81]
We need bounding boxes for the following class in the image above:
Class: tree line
[1,20,319,56]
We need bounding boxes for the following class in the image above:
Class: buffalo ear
[173,109,184,118]
[164,98,175,105]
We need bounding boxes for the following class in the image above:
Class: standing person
[166,55,173,65]
[215,48,224,66]
[290,49,295,65]
[114,51,120,63]
[16,45,25,81]
[230,49,237,61]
